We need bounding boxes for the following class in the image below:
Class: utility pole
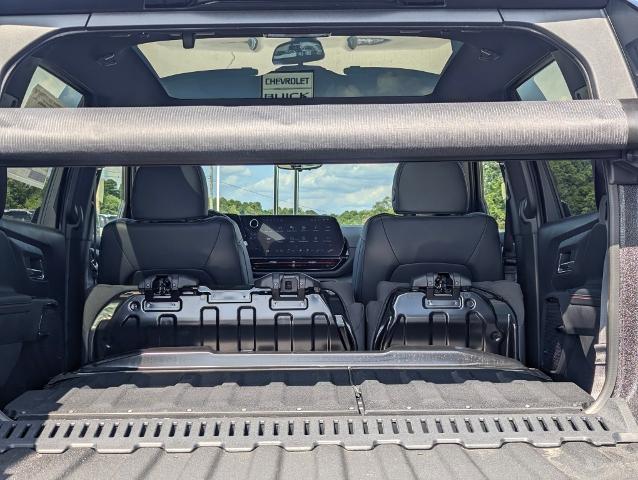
[209,166,214,209]
[216,165,221,211]
[273,165,279,214]
[293,168,300,215]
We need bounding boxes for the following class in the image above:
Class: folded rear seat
[366,273,525,359]
[83,273,364,363]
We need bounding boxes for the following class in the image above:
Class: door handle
[557,251,575,274]
[24,256,45,281]
[26,267,45,281]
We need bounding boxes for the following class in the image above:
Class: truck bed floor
[2,443,638,480]
[5,368,592,419]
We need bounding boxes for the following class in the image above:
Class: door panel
[0,218,66,406]
[537,210,606,391]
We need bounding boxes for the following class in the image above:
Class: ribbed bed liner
[0,409,635,453]
[3,366,638,454]
[3,443,638,480]
[6,368,591,419]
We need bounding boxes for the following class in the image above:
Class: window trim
[537,160,566,222]
[40,167,64,228]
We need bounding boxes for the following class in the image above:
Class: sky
[204,163,397,214]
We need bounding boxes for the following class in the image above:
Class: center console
[230,215,348,272]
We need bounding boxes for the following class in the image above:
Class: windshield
[205,164,396,225]
[137,36,458,100]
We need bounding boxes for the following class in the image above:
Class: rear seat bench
[83,271,523,362]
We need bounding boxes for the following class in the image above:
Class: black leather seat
[353,162,503,303]
[98,166,252,286]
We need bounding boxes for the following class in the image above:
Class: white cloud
[220,165,253,176]
[297,164,396,213]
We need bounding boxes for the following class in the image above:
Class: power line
[216,178,327,214]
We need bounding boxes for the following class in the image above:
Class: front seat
[353,161,502,303]
[98,166,252,286]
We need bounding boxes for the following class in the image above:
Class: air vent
[251,258,343,272]
[1,413,636,454]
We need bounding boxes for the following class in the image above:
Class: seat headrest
[131,166,208,221]
[392,161,468,215]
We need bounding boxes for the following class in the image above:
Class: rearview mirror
[277,164,322,172]
[272,38,325,65]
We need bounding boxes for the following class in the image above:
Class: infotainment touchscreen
[238,215,345,258]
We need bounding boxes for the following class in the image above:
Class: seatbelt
[590,251,608,399]
[499,163,518,282]
[503,205,518,282]
[590,195,609,398]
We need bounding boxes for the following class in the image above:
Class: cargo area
[3,4,638,478]
[5,349,638,456]
[3,353,638,478]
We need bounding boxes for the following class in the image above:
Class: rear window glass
[515,60,571,101]
[137,36,459,100]
[21,66,84,108]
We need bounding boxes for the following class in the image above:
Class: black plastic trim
[77,347,533,373]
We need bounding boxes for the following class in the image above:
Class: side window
[481,162,506,230]
[515,60,572,101]
[516,61,595,217]
[95,167,124,237]
[547,160,597,217]
[21,66,84,108]
[4,168,53,223]
[3,69,84,224]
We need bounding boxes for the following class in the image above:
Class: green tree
[5,179,43,210]
[548,160,596,216]
[103,178,120,198]
[219,198,269,215]
[97,178,123,215]
[101,194,122,215]
[482,162,506,230]
[334,196,393,225]
[212,195,392,225]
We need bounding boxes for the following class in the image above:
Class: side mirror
[272,38,325,65]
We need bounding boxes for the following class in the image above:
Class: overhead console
[230,215,348,272]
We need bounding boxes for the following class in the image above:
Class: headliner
[4,26,575,108]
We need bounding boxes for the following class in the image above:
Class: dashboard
[229,215,348,272]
